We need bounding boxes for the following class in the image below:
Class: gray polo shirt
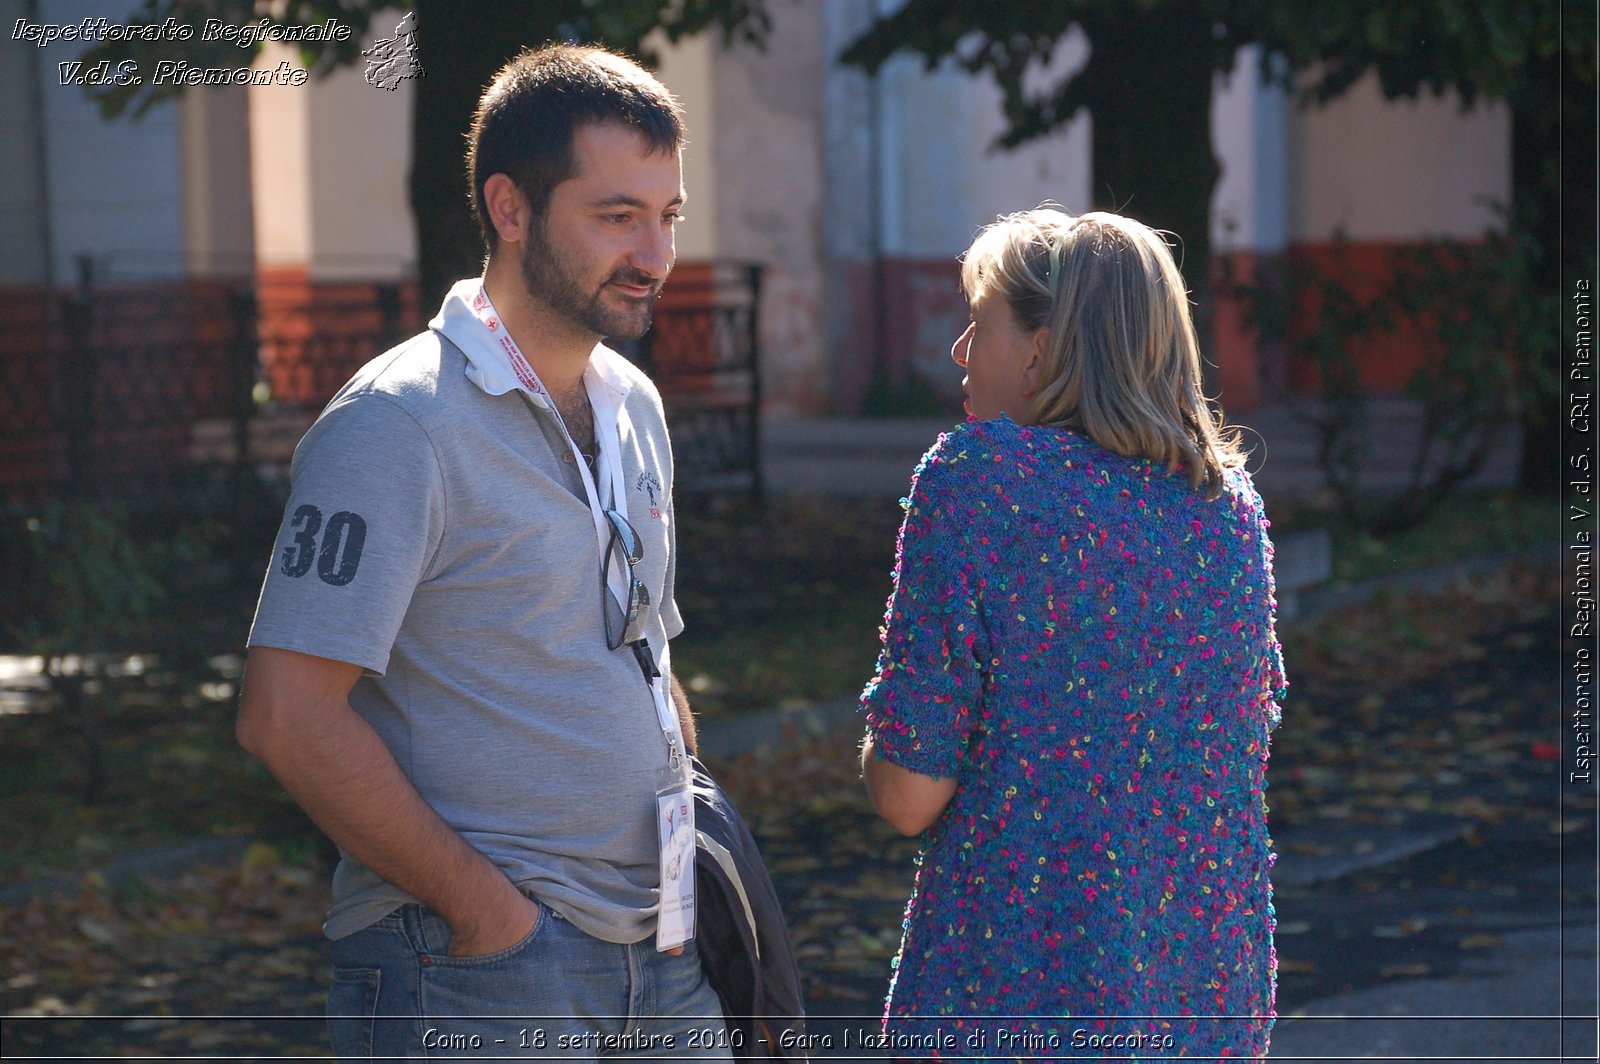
[248,290,684,944]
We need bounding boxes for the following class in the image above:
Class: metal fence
[632,262,765,499]
[0,278,256,505]
[0,265,764,509]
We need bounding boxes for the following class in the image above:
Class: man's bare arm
[236,646,537,956]
[669,672,697,756]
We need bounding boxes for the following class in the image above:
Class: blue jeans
[327,902,734,1062]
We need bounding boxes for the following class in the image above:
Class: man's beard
[520,220,662,341]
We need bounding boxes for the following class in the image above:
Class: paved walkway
[761,397,1522,505]
[1267,925,1596,1063]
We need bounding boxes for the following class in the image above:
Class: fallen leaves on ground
[707,727,921,1006]
[1271,562,1561,832]
[0,560,1573,1056]
[0,845,330,1055]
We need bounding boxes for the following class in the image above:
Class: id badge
[654,781,696,951]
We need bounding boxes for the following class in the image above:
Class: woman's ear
[1020,328,1050,397]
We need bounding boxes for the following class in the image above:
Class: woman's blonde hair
[960,206,1244,499]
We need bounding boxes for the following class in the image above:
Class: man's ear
[483,174,529,245]
[1020,328,1050,397]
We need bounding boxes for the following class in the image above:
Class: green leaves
[13,504,167,656]
[1227,226,1547,534]
[78,0,776,119]
[840,0,1590,146]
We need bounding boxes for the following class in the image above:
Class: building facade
[0,1,1511,419]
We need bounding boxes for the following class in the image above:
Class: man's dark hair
[467,43,685,251]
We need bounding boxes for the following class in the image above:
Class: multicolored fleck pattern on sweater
[861,418,1285,1060]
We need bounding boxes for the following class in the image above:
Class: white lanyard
[467,286,621,562]
[464,285,684,757]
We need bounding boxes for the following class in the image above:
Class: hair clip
[1046,237,1063,296]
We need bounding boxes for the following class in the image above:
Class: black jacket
[691,758,809,1061]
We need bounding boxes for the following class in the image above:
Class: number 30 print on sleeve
[281,504,368,586]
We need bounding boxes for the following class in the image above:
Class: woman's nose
[951,322,975,367]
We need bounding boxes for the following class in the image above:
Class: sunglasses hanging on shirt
[602,507,658,680]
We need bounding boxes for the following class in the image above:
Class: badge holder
[641,640,693,951]
[654,774,695,951]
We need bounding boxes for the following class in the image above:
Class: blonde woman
[859,208,1284,1058]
